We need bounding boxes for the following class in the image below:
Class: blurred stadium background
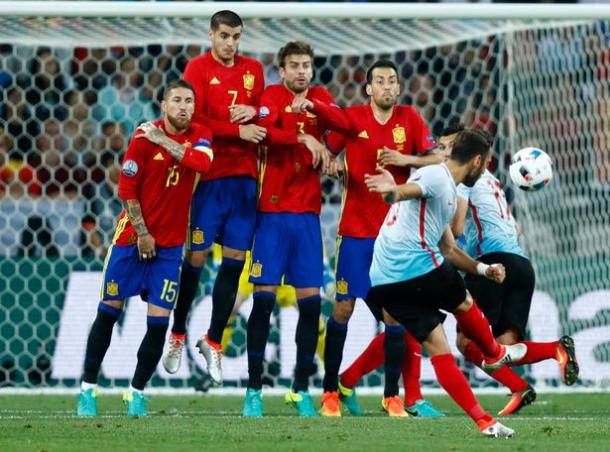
[0,1,609,395]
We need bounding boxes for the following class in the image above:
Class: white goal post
[0,2,609,394]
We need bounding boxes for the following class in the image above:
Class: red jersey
[184,52,264,181]
[257,84,349,214]
[327,104,436,238]
[115,119,213,247]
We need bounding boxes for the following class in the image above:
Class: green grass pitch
[1,394,609,451]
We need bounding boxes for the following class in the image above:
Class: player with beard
[76,80,214,417]
[320,60,443,417]
[364,128,526,437]
[243,41,349,417]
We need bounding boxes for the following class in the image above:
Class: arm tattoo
[150,128,186,161]
[123,199,149,236]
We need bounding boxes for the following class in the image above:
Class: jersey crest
[392,126,406,144]
[106,281,119,297]
[191,229,204,245]
[250,262,263,278]
[243,72,255,91]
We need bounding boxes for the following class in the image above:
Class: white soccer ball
[509,147,553,191]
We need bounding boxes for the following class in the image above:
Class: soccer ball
[509,147,553,191]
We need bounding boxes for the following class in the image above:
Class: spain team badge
[192,230,204,245]
[392,126,406,144]
[251,262,263,278]
[336,279,348,295]
[243,72,255,91]
[106,281,119,297]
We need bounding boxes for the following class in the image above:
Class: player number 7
[228,90,238,107]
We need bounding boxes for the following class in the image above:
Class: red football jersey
[184,52,263,181]
[115,119,213,247]
[257,84,348,214]
[327,104,436,238]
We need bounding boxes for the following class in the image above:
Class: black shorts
[464,252,534,339]
[368,261,467,342]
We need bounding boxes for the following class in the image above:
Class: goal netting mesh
[1,6,609,392]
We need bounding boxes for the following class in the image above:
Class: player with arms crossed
[365,128,525,437]
[449,125,578,416]
[243,41,349,417]
[162,10,267,384]
[76,80,214,417]
[320,60,443,417]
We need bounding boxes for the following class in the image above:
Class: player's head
[209,10,243,64]
[278,41,314,94]
[161,79,195,132]
[366,60,400,110]
[438,122,465,159]
[449,127,492,187]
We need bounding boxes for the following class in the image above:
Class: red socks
[455,303,500,358]
[513,340,559,366]
[464,341,529,393]
[431,353,491,424]
[340,332,384,388]
[402,332,423,406]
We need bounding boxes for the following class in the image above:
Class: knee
[332,300,354,323]
[456,333,469,355]
[496,328,519,345]
[382,309,401,327]
[298,296,321,318]
[186,250,207,268]
[454,292,474,315]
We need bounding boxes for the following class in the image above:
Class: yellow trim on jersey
[99,244,115,301]
[112,215,130,245]
[257,146,268,201]
[337,157,349,229]
[334,235,343,275]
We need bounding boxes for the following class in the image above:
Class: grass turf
[1,393,609,451]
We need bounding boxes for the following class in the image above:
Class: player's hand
[291,97,314,114]
[239,124,267,143]
[136,121,165,144]
[323,154,343,177]
[485,263,506,284]
[298,134,326,168]
[365,168,398,203]
[137,233,156,260]
[379,147,413,167]
[230,104,257,124]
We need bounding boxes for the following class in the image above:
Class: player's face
[463,149,492,187]
[162,87,195,132]
[209,24,242,64]
[437,133,458,160]
[280,54,313,94]
[366,68,400,110]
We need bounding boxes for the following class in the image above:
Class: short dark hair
[277,41,314,68]
[366,60,399,84]
[450,128,492,164]
[441,122,465,137]
[210,10,243,30]
[163,79,195,99]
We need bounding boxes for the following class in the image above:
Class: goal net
[1,2,609,393]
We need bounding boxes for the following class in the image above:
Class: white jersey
[457,170,525,259]
[370,163,457,286]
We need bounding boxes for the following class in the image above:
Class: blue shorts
[188,176,257,252]
[101,244,183,310]
[335,236,375,301]
[249,212,323,288]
